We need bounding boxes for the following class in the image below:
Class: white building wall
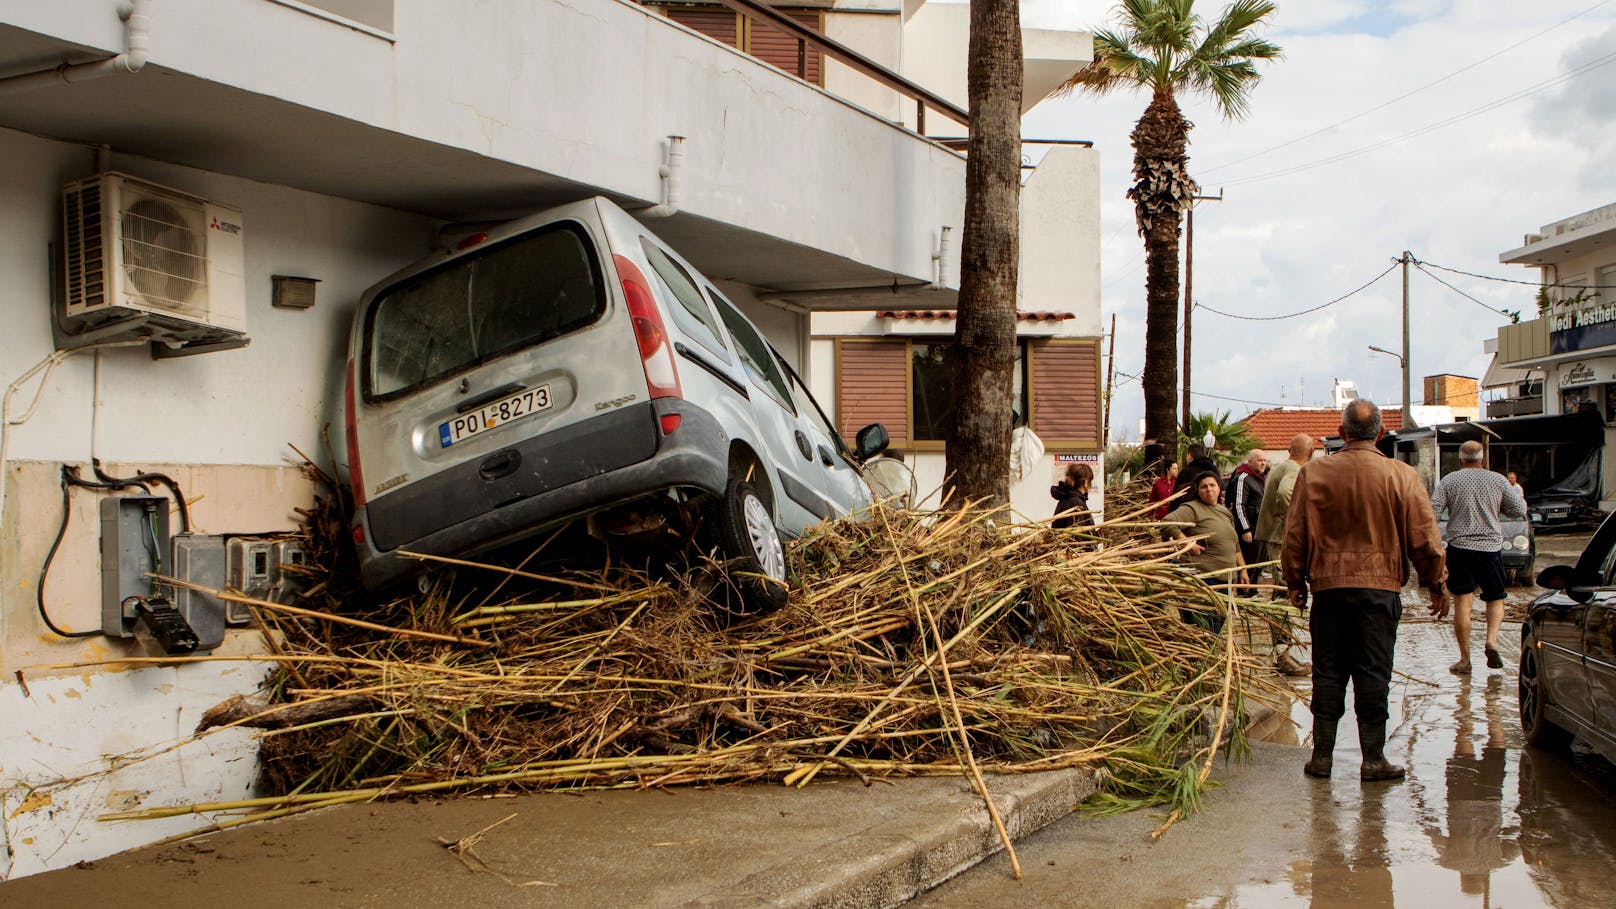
[2,0,967,286]
[0,126,441,876]
[809,145,1105,523]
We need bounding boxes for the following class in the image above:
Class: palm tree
[1065,0,1281,470]
[1178,410,1259,470]
[945,0,1022,508]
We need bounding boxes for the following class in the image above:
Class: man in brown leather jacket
[1284,399,1448,781]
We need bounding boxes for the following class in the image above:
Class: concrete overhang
[0,11,961,312]
[1500,203,1616,267]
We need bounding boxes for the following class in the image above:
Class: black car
[1521,511,1616,764]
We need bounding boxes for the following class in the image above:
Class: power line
[1200,0,1614,177]
[1412,262,1519,319]
[1195,261,1400,321]
[1221,47,1616,188]
[1419,258,1616,290]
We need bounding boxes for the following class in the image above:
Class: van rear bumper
[354,398,728,590]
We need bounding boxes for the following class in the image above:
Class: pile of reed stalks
[110,473,1295,836]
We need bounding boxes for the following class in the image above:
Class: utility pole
[1181,189,1223,433]
[1102,312,1117,446]
[1401,251,1413,429]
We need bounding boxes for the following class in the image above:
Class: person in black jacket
[1050,463,1095,528]
[1173,443,1221,504]
[1225,450,1269,595]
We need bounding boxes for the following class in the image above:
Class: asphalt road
[913,578,1616,909]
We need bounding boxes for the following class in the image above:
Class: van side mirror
[854,424,890,463]
[1536,564,1597,603]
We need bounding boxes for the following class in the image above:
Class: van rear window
[364,223,604,400]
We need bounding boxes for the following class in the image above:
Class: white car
[343,197,889,608]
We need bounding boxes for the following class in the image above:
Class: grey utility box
[170,533,231,651]
[100,495,171,638]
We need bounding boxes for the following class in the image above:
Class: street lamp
[1202,429,1216,450]
[1367,344,1403,366]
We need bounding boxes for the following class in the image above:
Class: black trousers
[1309,588,1401,726]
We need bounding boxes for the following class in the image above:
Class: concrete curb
[693,769,1100,909]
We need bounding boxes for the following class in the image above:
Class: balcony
[1496,318,1550,367]
[0,0,982,306]
[1486,396,1545,419]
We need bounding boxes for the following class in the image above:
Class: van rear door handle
[479,449,522,480]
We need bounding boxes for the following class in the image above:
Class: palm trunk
[1129,89,1195,470]
[945,0,1022,508]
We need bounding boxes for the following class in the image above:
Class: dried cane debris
[105,474,1295,833]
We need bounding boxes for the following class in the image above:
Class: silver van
[343,197,889,608]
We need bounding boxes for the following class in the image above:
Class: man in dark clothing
[1284,399,1448,782]
[1225,450,1268,594]
[1173,443,1220,503]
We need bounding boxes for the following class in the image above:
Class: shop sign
[1558,358,1616,388]
[1550,303,1616,354]
[1054,453,1101,463]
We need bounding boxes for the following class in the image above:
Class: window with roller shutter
[648,3,823,85]
[835,338,909,448]
[1029,339,1102,448]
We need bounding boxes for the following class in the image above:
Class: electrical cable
[1412,262,1520,319]
[1221,47,1616,188]
[1200,0,1614,177]
[1195,262,1400,321]
[91,458,191,533]
[1417,259,1616,290]
[37,468,100,638]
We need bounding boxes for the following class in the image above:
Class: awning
[1480,354,1538,390]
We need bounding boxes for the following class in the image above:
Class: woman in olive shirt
[1164,472,1247,630]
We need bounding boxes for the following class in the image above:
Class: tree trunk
[1129,89,1195,470]
[945,0,1022,509]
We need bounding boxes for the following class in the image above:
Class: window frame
[361,220,605,404]
[907,339,1030,450]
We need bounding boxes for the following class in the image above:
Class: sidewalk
[0,768,1098,909]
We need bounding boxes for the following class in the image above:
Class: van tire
[708,478,789,613]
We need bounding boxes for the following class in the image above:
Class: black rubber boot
[1304,719,1335,778]
[1358,720,1406,782]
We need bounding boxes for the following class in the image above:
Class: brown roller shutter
[836,338,909,447]
[747,10,823,85]
[1029,339,1101,447]
[665,6,741,46]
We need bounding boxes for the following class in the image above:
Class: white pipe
[640,135,686,219]
[932,225,953,290]
[0,0,150,98]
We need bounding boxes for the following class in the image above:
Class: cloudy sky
[1005,0,1616,439]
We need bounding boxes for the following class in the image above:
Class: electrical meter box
[100,495,171,638]
[170,533,230,650]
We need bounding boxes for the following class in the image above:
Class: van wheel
[708,478,789,613]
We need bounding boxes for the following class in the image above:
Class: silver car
[343,197,888,608]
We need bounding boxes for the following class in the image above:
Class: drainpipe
[932,225,953,289]
[0,0,150,97]
[640,135,686,219]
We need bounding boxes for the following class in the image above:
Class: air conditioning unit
[57,172,248,355]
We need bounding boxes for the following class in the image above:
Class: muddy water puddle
[1233,619,1616,907]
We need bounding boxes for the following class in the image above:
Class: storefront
[1554,356,1616,421]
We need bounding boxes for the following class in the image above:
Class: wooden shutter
[836,338,909,447]
[1029,339,1101,447]
[746,10,823,85]
[665,6,740,47]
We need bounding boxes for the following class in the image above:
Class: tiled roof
[877,309,1075,322]
[1239,407,1404,450]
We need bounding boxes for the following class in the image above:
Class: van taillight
[344,362,366,508]
[614,254,682,399]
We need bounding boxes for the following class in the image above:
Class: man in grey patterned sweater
[1431,441,1528,675]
